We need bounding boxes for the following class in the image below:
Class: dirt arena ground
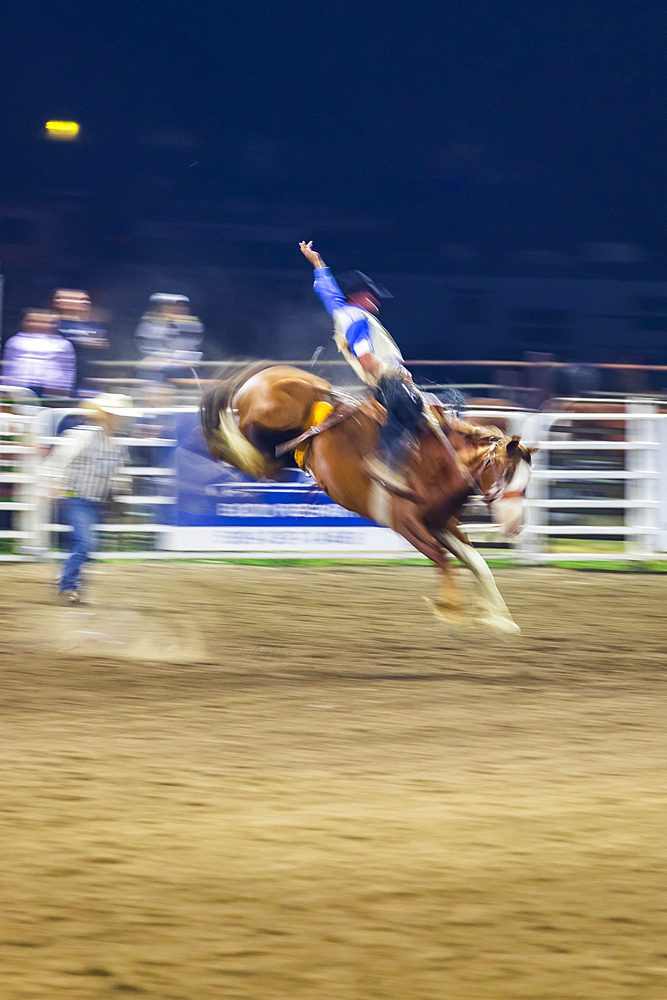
[0,562,666,1000]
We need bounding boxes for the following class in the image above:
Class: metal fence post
[517,412,546,564]
[626,400,658,558]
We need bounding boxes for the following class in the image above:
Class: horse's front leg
[383,501,461,628]
[427,556,466,628]
[436,524,520,633]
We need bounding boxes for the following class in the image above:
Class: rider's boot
[365,429,416,499]
[365,373,423,498]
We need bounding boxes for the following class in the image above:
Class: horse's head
[478,435,535,538]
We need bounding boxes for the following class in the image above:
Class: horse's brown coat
[201,363,532,624]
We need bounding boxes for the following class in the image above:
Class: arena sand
[0,563,666,999]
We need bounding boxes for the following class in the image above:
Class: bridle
[473,440,528,506]
[432,420,526,507]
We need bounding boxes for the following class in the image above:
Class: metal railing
[0,393,665,562]
[516,402,664,562]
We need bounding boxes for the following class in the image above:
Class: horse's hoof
[479,614,521,635]
[423,597,466,630]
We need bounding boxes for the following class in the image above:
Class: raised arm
[299,240,347,317]
[299,240,326,270]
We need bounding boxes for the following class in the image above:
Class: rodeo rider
[299,240,425,496]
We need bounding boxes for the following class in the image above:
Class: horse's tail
[200,360,278,479]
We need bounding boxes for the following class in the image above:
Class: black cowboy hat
[336,270,393,299]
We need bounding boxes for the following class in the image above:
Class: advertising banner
[162,413,413,556]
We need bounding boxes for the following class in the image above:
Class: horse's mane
[447,416,534,465]
[448,416,507,444]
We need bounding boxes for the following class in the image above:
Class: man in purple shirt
[2,310,76,397]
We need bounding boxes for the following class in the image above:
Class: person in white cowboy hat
[41,393,132,603]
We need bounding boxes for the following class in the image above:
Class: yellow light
[45,120,80,140]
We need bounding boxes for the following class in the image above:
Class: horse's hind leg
[435,527,520,633]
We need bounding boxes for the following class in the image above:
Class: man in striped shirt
[42,394,132,603]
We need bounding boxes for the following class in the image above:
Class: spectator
[41,393,132,603]
[134,293,203,380]
[2,310,75,397]
[52,289,109,395]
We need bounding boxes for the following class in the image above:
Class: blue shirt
[312,268,375,359]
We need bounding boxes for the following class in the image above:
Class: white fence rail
[516,403,665,562]
[1,395,666,562]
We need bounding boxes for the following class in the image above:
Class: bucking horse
[200,362,534,631]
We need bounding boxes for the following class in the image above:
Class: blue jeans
[373,374,424,467]
[60,497,100,593]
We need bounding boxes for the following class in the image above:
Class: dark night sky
[1,0,667,210]
[3,1,667,247]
